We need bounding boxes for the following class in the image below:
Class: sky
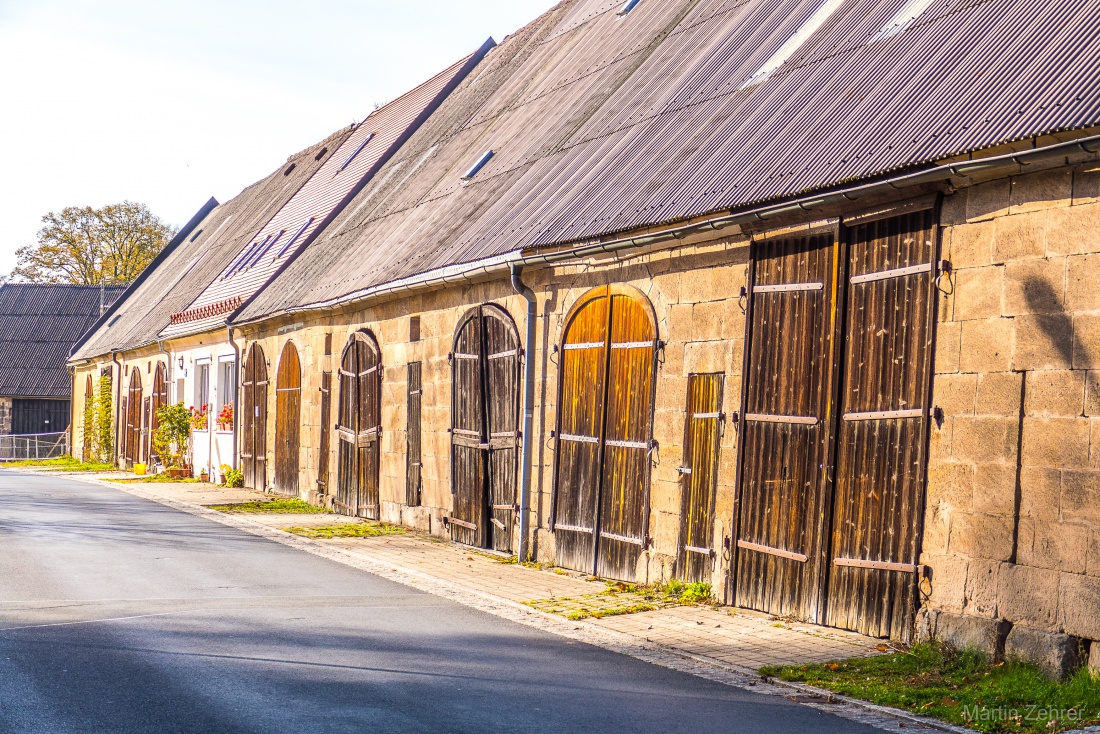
[0,0,554,275]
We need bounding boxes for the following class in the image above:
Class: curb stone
[78,474,971,733]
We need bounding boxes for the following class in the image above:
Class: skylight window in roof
[871,0,937,41]
[462,150,494,180]
[740,0,846,89]
[618,0,641,15]
[339,133,375,172]
[249,230,284,266]
[224,240,262,279]
[278,218,314,258]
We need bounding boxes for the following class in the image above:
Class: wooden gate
[274,341,301,497]
[552,286,657,581]
[449,305,521,551]
[406,362,422,507]
[147,364,167,463]
[824,209,937,641]
[241,343,268,490]
[678,373,724,583]
[336,331,382,518]
[124,369,143,467]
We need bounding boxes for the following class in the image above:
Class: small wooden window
[410,316,421,343]
[406,362,423,507]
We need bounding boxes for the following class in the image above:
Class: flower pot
[167,468,182,479]
[181,468,192,479]
[133,463,146,476]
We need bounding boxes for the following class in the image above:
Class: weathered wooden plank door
[553,287,657,581]
[335,331,382,518]
[406,362,422,507]
[241,343,268,490]
[678,373,724,584]
[450,311,487,547]
[147,364,167,463]
[825,209,937,641]
[484,308,521,553]
[125,370,142,467]
[318,370,332,494]
[274,341,301,497]
[82,375,93,462]
[735,232,843,622]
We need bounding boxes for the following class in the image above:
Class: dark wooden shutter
[735,232,843,622]
[450,311,487,547]
[825,209,937,641]
[335,342,358,515]
[318,370,332,493]
[356,335,382,519]
[483,307,520,553]
[274,342,301,496]
[678,373,724,583]
[406,362,422,507]
[241,343,268,490]
[125,370,142,467]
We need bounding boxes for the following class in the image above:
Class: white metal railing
[0,432,69,461]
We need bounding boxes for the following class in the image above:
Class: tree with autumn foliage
[10,202,176,285]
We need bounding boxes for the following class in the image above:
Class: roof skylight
[224,240,262,278]
[462,150,494,180]
[249,230,284,266]
[871,0,937,41]
[740,0,846,89]
[339,133,375,172]
[278,218,314,257]
[618,0,642,15]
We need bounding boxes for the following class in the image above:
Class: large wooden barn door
[449,305,521,551]
[824,209,937,641]
[553,287,657,581]
[735,232,842,622]
[147,364,167,463]
[124,370,143,467]
[274,342,301,497]
[336,331,382,518]
[241,343,268,490]
[677,374,724,584]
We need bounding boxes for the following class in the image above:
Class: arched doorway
[241,343,268,490]
[146,363,168,464]
[124,369,142,467]
[551,286,658,581]
[274,341,301,496]
[335,330,382,518]
[82,374,94,462]
[449,304,521,551]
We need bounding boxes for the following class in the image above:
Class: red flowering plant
[217,402,233,430]
[189,404,209,431]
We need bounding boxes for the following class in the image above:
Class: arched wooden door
[335,331,382,518]
[241,343,268,490]
[146,363,168,463]
[124,369,142,467]
[82,374,94,462]
[274,342,301,496]
[449,304,521,551]
[552,286,658,581]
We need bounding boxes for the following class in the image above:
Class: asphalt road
[0,471,878,733]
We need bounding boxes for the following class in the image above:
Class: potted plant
[154,403,193,477]
[199,468,209,482]
[189,404,209,431]
[217,402,234,431]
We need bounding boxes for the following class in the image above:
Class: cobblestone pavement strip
[47,473,970,733]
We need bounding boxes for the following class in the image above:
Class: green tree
[11,201,176,284]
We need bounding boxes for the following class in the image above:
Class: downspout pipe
[228,326,241,470]
[111,352,122,466]
[510,264,537,563]
[67,364,76,459]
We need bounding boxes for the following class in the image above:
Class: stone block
[1026,521,1088,574]
[1061,470,1100,524]
[960,318,1013,373]
[972,463,1016,515]
[976,372,1021,417]
[656,377,687,410]
[1022,417,1090,469]
[934,373,978,415]
[1020,467,1061,521]
[1026,370,1085,418]
[1010,169,1074,213]
[967,178,1012,223]
[1059,573,1100,639]
[921,497,950,554]
[955,266,1004,321]
[691,301,725,342]
[720,298,745,340]
[999,563,1061,629]
[668,303,693,342]
[951,512,1014,561]
[1045,201,1100,256]
[925,553,968,613]
[941,191,967,226]
[679,264,739,303]
[935,610,1011,660]
[949,221,995,268]
[1003,257,1066,316]
[964,559,1002,618]
[1066,254,1100,312]
[1085,372,1100,416]
[915,607,938,643]
[662,343,685,376]
[927,460,975,510]
[1005,626,1084,680]
[1074,314,1100,369]
[1072,164,1100,205]
[1015,314,1074,370]
[684,340,728,374]
[1090,641,1100,677]
[953,417,1016,464]
[994,213,1046,263]
[928,417,953,463]
[936,321,962,373]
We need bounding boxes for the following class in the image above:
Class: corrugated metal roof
[237,0,1100,321]
[158,46,491,340]
[71,126,354,360]
[0,284,125,398]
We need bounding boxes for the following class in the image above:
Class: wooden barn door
[677,374,724,584]
[449,305,521,551]
[336,331,382,518]
[147,364,167,463]
[124,370,142,467]
[735,232,842,622]
[241,343,268,490]
[82,375,94,462]
[553,287,657,581]
[274,342,301,497]
[824,209,937,641]
[406,363,422,507]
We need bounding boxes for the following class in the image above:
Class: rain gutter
[510,265,537,563]
[235,131,1100,324]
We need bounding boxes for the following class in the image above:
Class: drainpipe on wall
[510,264,537,563]
[111,352,122,466]
[227,326,241,470]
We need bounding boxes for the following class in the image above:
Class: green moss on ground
[3,456,116,471]
[207,499,329,514]
[283,523,404,539]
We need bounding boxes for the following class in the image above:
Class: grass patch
[284,523,404,539]
[3,456,115,471]
[566,603,657,620]
[761,643,1100,733]
[207,499,329,514]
